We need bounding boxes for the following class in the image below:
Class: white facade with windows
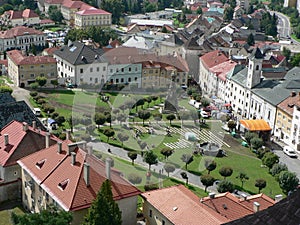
[291,106,300,150]
[107,63,142,88]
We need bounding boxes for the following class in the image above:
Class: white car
[283,146,298,158]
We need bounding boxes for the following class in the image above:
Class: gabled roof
[0,120,57,167]
[18,141,141,211]
[22,9,39,18]
[0,26,44,39]
[141,185,229,225]
[200,50,228,70]
[76,8,111,16]
[8,50,56,65]
[277,92,300,115]
[0,101,45,131]
[223,189,300,225]
[54,41,105,65]
[202,192,275,221]
[210,60,237,81]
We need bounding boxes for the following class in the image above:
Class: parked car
[283,146,298,158]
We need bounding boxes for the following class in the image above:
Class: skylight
[58,179,69,191]
[35,159,46,169]
[69,46,77,52]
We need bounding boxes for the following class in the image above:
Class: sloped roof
[277,93,300,115]
[200,50,228,70]
[8,50,56,65]
[54,41,105,65]
[22,9,39,18]
[210,60,237,81]
[0,120,57,167]
[18,141,141,211]
[76,8,111,15]
[223,189,300,225]
[240,119,272,131]
[0,101,45,131]
[0,92,15,105]
[141,185,229,225]
[0,26,44,39]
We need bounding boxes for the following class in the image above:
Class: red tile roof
[22,9,39,18]
[40,19,55,24]
[141,185,229,225]
[277,93,300,115]
[18,141,141,211]
[8,50,56,65]
[0,26,44,39]
[201,192,275,221]
[43,47,60,56]
[0,120,58,167]
[76,8,111,15]
[9,10,23,20]
[0,59,8,67]
[239,193,275,211]
[62,0,91,10]
[210,60,237,81]
[200,50,228,70]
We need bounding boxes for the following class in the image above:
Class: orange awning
[240,119,271,131]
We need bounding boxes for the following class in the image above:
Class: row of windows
[110,67,139,73]
[81,20,110,26]
[21,73,55,78]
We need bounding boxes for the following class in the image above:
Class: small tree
[128,173,142,184]
[270,163,288,177]
[30,82,39,90]
[127,152,138,165]
[251,137,264,150]
[117,133,129,147]
[247,33,255,46]
[278,171,299,194]
[262,152,279,171]
[94,113,107,127]
[0,85,13,94]
[160,148,173,160]
[181,172,189,185]
[244,132,257,144]
[164,163,176,177]
[83,180,122,225]
[50,79,58,88]
[103,128,115,142]
[201,97,210,108]
[227,120,236,132]
[204,160,217,174]
[166,114,176,126]
[255,178,267,193]
[236,172,249,188]
[36,76,47,87]
[138,110,151,126]
[219,166,233,180]
[134,98,145,112]
[143,150,158,170]
[181,154,194,170]
[217,180,235,193]
[200,174,215,192]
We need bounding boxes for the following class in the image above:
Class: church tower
[247,48,263,89]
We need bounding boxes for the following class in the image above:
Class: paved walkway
[88,141,219,193]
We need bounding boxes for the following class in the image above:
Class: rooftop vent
[209,192,215,199]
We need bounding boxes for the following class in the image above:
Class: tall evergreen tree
[83,180,122,225]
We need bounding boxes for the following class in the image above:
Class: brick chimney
[32,121,37,130]
[57,142,62,154]
[84,163,90,186]
[4,134,9,146]
[71,152,76,165]
[23,122,28,131]
[45,132,50,148]
[106,157,112,180]
[66,129,71,140]
[253,202,260,212]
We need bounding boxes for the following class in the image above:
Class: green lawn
[0,205,25,225]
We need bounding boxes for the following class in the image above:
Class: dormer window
[36,159,46,169]
[58,179,69,191]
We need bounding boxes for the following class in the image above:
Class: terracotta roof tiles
[76,8,111,15]
[277,93,300,115]
[18,141,141,211]
[141,185,229,225]
[22,9,39,18]
[200,50,228,70]
[0,26,44,39]
[8,50,56,65]
[0,120,57,167]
